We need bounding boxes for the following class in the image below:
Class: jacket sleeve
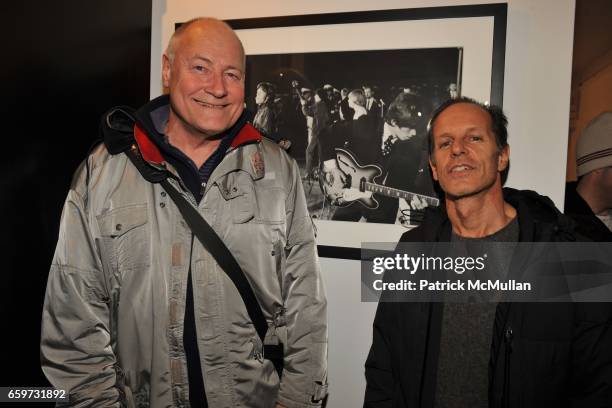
[41,163,123,407]
[363,300,395,408]
[569,302,612,407]
[276,159,328,408]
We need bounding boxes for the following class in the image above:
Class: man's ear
[429,157,439,181]
[162,54,171,88]
[498,144,510,172]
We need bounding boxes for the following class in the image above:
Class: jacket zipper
[503,326,513,408]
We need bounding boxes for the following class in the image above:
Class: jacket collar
[503,187,576,242]
[133,122,263,166]
[134,124,165,165]
[132,95,263,176]
[417,187,573,242]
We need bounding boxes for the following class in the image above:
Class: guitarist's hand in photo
[323,167,347,204]
[322,159,347,205]
[409,195,428,210]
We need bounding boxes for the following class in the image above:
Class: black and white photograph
[244,47,459,228]
[229,5,505,255]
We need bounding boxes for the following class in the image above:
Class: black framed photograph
[225,4,507,259]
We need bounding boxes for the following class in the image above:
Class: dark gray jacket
[364,188,612,407]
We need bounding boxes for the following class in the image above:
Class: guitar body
[320,148,440,210]
[333,149,382,209]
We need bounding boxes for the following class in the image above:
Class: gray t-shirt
[433,217,519,408]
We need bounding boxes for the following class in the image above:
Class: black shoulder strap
[158,177,284,377]
[101,107,267,333]
[158,178,269,341]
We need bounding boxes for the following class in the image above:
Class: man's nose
[450,139,466,157]
[206,72,227,98]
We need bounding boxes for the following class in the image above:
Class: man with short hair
[380,92,433,224]
[41,17,327,408]
[363,85,382,118]
[320,91,431,223]
[253,81,278,140]
[364,97,612,407]
[565,111,612,241]
[347,89,368,119]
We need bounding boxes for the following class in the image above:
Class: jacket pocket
[218,172,285,225]
[97,203,150,272]
[217,173,256,224]
[229,187,256,224]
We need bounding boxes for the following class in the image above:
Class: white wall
[150,1,576,406]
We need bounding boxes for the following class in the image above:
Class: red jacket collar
[230,123,262,148]
[134,124,164,164]
[133,122,262,164]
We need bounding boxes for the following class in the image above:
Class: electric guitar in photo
[321,148,440,209]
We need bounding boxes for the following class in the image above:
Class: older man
[41,18,327,408]
[364,97,612,407]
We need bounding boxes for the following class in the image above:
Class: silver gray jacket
[41,121,328,407]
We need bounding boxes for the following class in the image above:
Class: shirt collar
[132,95,262,167]
[142,96,252,162]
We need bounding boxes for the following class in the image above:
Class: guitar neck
[363,182,439,206]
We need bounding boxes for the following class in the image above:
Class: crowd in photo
[251,79,458,225]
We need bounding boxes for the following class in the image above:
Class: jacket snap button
[161,191,167,197]
[160,202,166,208]
[115,224,122,231]
[232,187,238,192]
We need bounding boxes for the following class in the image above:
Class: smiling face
[429,103,509,200]
[162,20,245,138]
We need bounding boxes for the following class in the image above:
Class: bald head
[166,17,245,68]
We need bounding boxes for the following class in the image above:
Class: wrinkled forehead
[433,103,492,136]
